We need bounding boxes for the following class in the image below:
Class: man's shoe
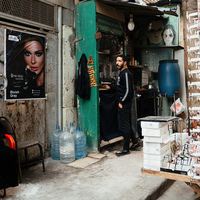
[116,148,130,156]
[129,143,141,151]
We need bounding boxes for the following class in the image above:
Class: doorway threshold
[100,136,123,148]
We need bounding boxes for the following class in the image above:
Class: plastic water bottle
[50,125,63,160]
[69,122,76,134]
[74,127,87,159]
[60,127,75,163]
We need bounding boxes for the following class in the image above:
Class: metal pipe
[58,6,62,128]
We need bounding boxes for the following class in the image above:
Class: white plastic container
[141,121,168,129]
[143,150,171,171]
[144,133,170,143]
[142,124,168,137]
[170,132,189,143]
[143,164,161,171]
[143,141,170,155]
[143,149,171,161]
[143,158,169,171]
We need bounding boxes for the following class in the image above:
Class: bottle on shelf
[60,127,75,163]
[74,127,87,159]
[50,125,63,160]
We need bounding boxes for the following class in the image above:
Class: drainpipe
[58,6,62,128]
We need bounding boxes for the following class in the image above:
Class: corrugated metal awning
[99,0,178,16]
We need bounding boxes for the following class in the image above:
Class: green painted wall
[75,0,99,151]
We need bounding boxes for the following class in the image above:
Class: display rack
[129,65,145,69]
[186,11,200,136]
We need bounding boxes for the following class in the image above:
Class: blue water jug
[69,122,76,134]
[74,127,87,159]
[50,125,63,160]
[59,127,75,163]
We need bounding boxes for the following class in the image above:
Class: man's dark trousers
[118,101,138,150]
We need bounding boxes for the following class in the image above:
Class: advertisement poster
[134,7,178,47]
[4,29,46,100]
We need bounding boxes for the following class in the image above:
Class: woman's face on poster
[24,41,44,76]
[163,29,174,45]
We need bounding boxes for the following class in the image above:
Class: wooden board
[100,136,123,148]
[141,167,200,184]
[186,182,200,196]
[96,1,125,22]
[142,167,200,195]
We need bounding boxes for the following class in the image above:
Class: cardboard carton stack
[142,121,171,171]
[170,132,189,145]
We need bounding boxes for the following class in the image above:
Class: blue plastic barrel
[158,60,180,97]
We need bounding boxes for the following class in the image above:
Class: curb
[145,179,175,200]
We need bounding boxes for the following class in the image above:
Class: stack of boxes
[170,132,189,145]
[142,121,171,171]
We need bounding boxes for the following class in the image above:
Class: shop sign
[87,54,98,87]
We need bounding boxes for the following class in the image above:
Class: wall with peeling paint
[0,27,58,162]
[62,25,77,128]
[0,1,76,165]
[182,0,199,131]
[45,32,59,156]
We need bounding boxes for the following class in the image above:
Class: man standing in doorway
[103,55,140,156]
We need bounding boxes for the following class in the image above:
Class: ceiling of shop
[99,0,178,16]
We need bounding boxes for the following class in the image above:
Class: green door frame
[75,0,100,152]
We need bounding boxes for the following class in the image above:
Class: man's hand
[103,84,110,89]
[119,103,122,109]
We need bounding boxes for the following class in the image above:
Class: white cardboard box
[144,132,170,143]
[170,132,189,143]
[144,141,170,149]
[143,158,168,170]
[143,165,160,171]
[143,141,170,155]
[142,124,169,137]
[141,121,168,129]
[143,149,171,161]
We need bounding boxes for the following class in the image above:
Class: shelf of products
[129,65,145,69]
[98,52,119,57]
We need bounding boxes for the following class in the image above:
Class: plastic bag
[170,98,185,115]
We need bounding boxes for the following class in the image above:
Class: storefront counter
[99,91,121,141]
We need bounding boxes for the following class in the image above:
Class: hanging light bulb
[128,14,135,31]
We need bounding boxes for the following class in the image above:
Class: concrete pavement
[158,181,200,200]
[0,140,177,200]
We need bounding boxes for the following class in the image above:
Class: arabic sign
[87,55,98,87]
